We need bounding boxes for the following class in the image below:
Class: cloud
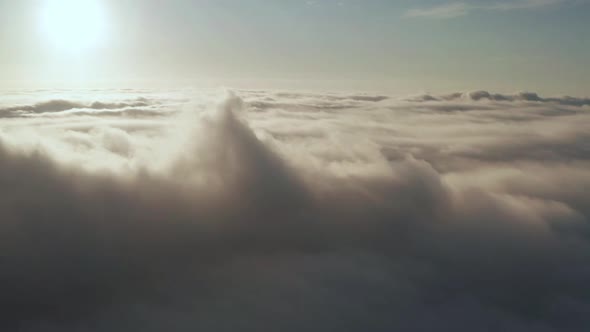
[0,88,589,331]
[0,98,156,118]
[405,0,564,19]
[406,90,590,106]
[489,0,564,10]
[405,2,471,19]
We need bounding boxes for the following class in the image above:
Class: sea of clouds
[0,88,589,331]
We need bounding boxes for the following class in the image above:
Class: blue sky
[0,0,588,94]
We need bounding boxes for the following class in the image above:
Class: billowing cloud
[0,88,589,331]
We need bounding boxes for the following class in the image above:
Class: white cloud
[405,0,564,19]
[405,2,471,19]
[489,0,564,10]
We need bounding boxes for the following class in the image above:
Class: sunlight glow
[39,0,108,53]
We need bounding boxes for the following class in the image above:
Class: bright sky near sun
[38,0,108,53]
[0,0,588,94]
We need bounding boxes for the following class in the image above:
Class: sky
[0,0,589,94]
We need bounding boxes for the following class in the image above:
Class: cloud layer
[0,88,589,331]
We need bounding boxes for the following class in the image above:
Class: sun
[39,0,108,53]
